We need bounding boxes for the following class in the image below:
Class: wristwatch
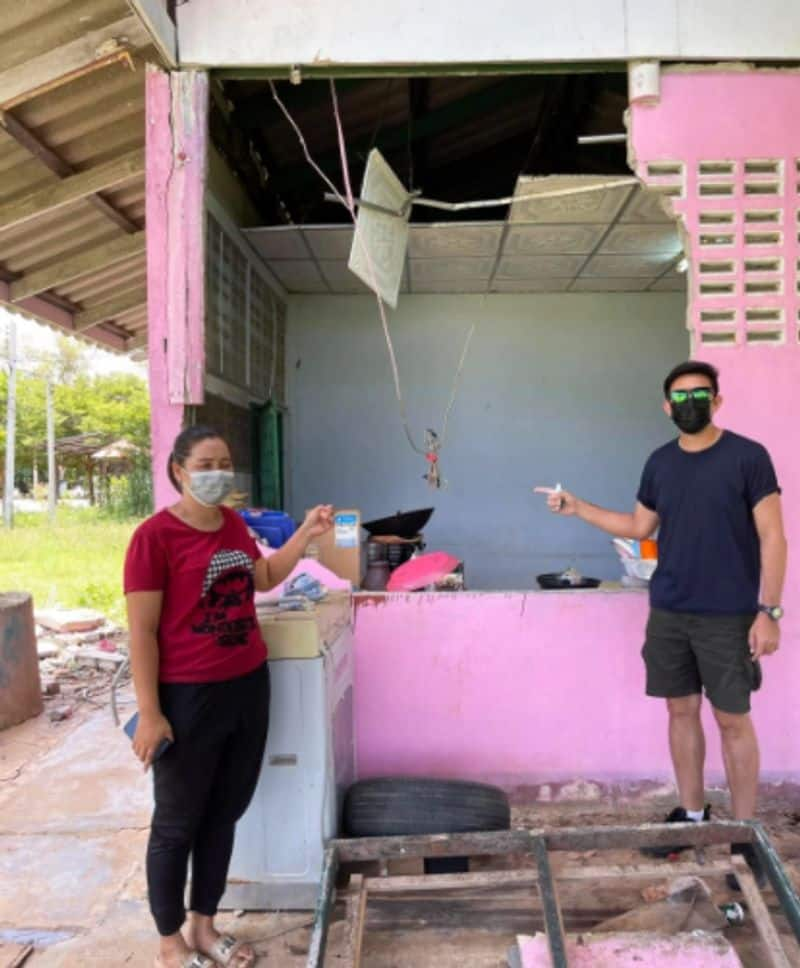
[758,604,784,621]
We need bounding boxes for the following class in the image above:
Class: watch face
[772,606,784,620]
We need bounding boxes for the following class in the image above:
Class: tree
[0,367,150,490]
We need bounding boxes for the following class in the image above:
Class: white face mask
[186,470,235,507]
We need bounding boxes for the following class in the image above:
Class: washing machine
[221,593,354,909]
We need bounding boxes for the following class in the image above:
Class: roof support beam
[0,148,145,232]
[0,15,149,109]
[0,278,127,352]
[126,0,178,67]
[0,111,140,234]
[9,232,146,302]
[74,286,147,332]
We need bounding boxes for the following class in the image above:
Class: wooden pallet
[306,820,800,968]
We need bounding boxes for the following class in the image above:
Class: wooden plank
[366,869,538,894]
[75,286,147,332]
[165,70,208,405]
[732,857,792,968]
[335,830,536,863]
[558,859,734,881]
[0,149,144,231]
[0,111,140,234]
[344,874,368,968]
[306,846,338,968]
[127,0,178,67]
[0,15,150,108]
[0,111,71,176]
[532,836,568,968]
[334,822,753,864]
[9,232,145,302]
[544,821,754,853]
[340,859,735,897]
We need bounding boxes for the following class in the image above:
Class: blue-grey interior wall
[286,293,687,589]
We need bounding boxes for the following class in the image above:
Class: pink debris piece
[515,931,742,968]
[386,551,460,592]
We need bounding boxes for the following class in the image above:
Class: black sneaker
[727,842,767,891]
[640,804,711,858]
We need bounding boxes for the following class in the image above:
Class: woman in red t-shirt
[124,425,333,968]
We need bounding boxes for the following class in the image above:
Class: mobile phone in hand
[123,712,173,761]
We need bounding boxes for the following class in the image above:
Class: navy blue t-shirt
[637,431,779,615]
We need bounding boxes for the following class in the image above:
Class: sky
[0,306,146,379]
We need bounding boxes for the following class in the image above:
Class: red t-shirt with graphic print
[124,506,268,683]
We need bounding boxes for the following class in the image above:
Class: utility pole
[3,314,16,529]
[46,376,56,524]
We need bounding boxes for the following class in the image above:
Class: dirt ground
[1,688,799,967]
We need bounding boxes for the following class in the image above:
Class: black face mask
[670,398,712,435]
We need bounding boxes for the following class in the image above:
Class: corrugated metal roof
[0,0,157,352]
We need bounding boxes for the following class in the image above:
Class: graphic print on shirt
[192,549,257,647]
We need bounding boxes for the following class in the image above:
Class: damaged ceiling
[245,177,685,295]
[215,73,636,227]
[220,74,685,295]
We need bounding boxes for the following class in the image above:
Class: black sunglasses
[669,387,715,404]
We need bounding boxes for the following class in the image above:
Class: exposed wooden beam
[126,331,147,351]
[0,149,144,232]
[0,278,127,352]
[74,286,147,332]
[271,76,547,193]
[0,15,150,109]
[0,110,70,176]
[126,0,178,67]
[9,232,146,302]
[0,111,140,234]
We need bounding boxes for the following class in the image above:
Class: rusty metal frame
[306,821,800,968]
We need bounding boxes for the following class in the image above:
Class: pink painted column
[630,70,800,758]
[145,66,208,510]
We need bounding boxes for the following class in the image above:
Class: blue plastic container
[239,509,296,548]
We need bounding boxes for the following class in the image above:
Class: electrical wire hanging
[268,79,476,488]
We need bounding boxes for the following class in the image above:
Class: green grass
[0,508,141,627]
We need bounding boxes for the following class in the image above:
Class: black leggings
[147,662,270,936]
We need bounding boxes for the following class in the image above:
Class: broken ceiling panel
[509,175,634,224]
[408,224,503,259]
[242,180,684,295]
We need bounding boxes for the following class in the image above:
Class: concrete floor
[2,698,800,967]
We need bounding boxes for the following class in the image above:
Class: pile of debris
[34,608,128,722]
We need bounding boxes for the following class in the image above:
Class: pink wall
[353,591,800,789]
[631,70,800,777]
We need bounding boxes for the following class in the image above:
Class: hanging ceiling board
[347,149,411,308]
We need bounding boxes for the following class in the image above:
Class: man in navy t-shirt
[536,361,786,887]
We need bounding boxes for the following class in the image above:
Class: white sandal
[209,934,256,966]
[155,954,217,968]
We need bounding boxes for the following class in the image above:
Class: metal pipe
[532,835,568,968]
[324,177,638,218]
[306,846,338,968]
[578,133,627,145]
[753,823,800,942]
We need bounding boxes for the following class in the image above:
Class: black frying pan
[363,508,434,539]
[537,572,601,590]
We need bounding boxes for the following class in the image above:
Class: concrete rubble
[32,607,129,725]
